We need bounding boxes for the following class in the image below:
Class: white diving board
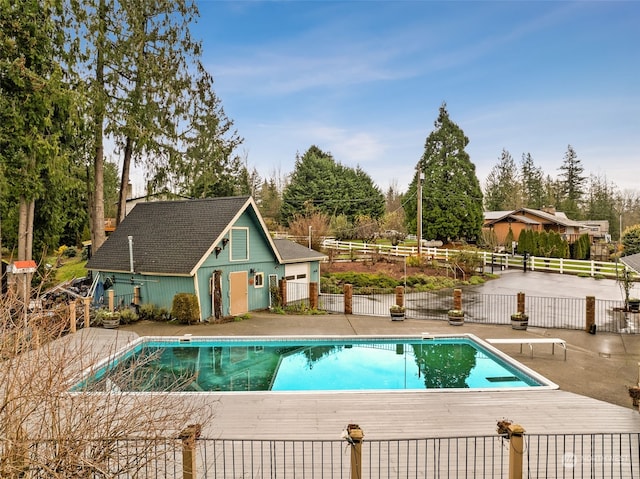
[486,337,567,361]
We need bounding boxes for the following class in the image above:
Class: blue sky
[189,0,639,194]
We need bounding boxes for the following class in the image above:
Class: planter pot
[628,300,640,313]
[447,314,464,326]
[510,319,528,330]
[511,314,528,330]
[102,318,120,329]
[390,311,405,321]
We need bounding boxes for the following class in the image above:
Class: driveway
[471,269,629,301]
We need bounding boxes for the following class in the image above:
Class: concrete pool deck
[85,312,640,439]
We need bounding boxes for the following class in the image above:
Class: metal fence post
[586,296,596,333]
[179,424,201,479]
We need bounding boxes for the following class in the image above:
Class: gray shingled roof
[272,239,327,263]
[86,196,252,275]
[621,253,640,275]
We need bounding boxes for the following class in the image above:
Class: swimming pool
[72,334,557,392]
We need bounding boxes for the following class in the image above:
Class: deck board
[199,389,640,440]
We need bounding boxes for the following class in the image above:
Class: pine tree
[280,146,384,226]
[405,103,483,243]
[520,153,545,209]
[558,145,586,219]
[483,149,520,210]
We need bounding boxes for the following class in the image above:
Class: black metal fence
[319,287,639,334]
[7,433,637,478]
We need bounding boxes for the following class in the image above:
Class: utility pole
[417,166,423,256]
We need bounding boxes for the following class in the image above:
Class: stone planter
[510,314,528,330]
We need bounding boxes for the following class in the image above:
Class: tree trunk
[91,0,107,252]
[116,136,133,226]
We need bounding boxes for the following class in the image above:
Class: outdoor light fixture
[222,238,229,248]
[214,246,222,258]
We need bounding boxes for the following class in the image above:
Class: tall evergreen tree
[483,149,520,210]
[280,146,384,226]
[520,153,545,209]
[404,104,483,242]
[0,0,71,260]
[558,145,586,219]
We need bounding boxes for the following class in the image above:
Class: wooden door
[229,271,248,316]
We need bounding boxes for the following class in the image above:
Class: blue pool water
[73,336,551,392]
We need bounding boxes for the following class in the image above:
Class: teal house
[85,196,326,321]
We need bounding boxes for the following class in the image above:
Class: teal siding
[195,208,279,319]
[99,271,195,313]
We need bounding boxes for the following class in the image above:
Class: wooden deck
[201,389,640,440]
[69,328,640,441]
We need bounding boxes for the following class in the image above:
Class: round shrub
[171,293,200,324]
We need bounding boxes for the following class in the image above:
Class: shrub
[171,293,200,324]
[119,307,138,324]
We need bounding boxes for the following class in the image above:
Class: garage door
[284,263,309,303]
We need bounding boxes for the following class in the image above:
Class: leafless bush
[0,290,213,478]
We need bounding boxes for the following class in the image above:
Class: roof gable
[86,196,268,275]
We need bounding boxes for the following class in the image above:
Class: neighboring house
[86,196,327,321]
[577,220,610,242]
[483,207,587,245]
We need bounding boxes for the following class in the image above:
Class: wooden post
[453,288,462,311]
[585,296,596,333]
[83,297,91,329]
[346,424,364,479]
[395,286,404,308]
[309,282,318,310]
[517,292,525,314]
[69,301,77,333]
[344,284,353,315]
[108,289,115,312]
[133,285,141,305]
[279,278,287,307]
[507,423,525,479]
[179,424,201,479]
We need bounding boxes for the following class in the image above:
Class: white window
[254,272,264,288]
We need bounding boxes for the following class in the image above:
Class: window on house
[254,272,264,288]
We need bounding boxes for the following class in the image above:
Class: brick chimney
[542,205,556,215]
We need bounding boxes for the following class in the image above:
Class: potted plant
[389,304,405,320]
[628,298,640,313]
[447,309,464,326]
[510,312,529,330]
[96,309,121,329]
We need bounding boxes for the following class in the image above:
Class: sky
[168,0,640,196]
